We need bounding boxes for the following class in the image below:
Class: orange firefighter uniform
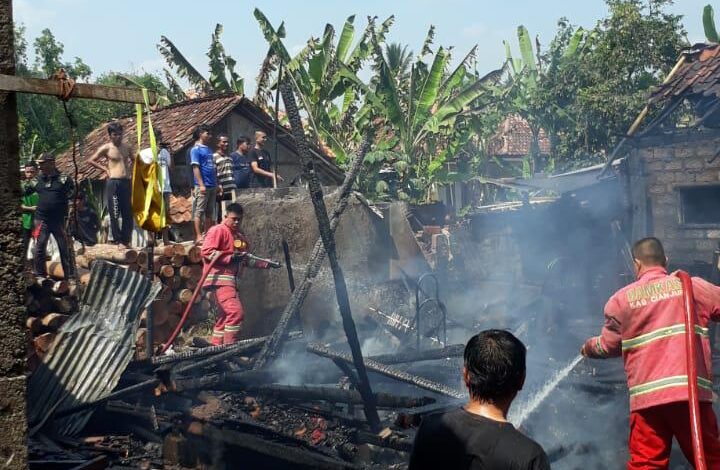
[583,266,720,469]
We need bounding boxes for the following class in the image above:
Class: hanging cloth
[131,89,166,232]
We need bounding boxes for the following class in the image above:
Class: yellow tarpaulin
[131,89,166,233]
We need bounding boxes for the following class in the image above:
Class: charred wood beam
[307,343,465,399]
[172,338,266,375]
[256,384,435,408]
[354,429,414,453]
[252,131,373,371]
[171,370,277,393]
[368,344,464,365]
[274,80,380,429]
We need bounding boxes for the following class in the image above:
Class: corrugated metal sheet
[28,260,160,436]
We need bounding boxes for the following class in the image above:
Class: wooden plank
[0,74,157,105]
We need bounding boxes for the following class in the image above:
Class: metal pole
[272,60,283,189]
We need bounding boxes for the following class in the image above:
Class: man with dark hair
[249,130,282,188]
[214,133,235,201]
[582,237,720,468]
[87,121,134,248]
[200,203,280,345]
[23,153,76,280]
[231,136,253,189]
[190,124,217,242]
[409,329,549,470]
[21,161,39,259]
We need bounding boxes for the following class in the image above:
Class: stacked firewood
[24,267,80,363]
[73,243,212,354]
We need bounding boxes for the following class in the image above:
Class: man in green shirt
[21,161,39,260]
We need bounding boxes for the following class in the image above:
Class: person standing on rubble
[200,203,279,345]
[23,153,76,281]
[582,237,720,468]
[87,121,134,248]
[409,329,550,470]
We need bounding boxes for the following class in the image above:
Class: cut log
[154,245,175,257]
[158,265,175,278]
[26,316,42,335]
[46,261,65,280]
[75,254,92,270]
[79,270,91,285]
[84,244,138,264]
[183,278,198,291]
[187,246,202,264]
[158,285,172,301]
[51,297,74,314]
[136,250,148,267]
[42,313,69,330]
[126,263,140,272]
[176,289,193,304]
[179,265,202,280]
[170,254,186,268]
[173,244,187,256]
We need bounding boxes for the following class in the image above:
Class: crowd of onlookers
[20,121,283,281]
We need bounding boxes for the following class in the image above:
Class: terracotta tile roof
[57,93,242,180]
[487,115,551,157]
[648,43,720,108]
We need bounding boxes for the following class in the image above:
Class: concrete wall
[233,188,394,338]
[635,130,720,265]
[0,1,28,467]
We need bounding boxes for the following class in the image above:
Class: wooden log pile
[75,243,210,356]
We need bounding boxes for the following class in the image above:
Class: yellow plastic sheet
[131,89,166,233]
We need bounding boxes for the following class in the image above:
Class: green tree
[158,23,244,97]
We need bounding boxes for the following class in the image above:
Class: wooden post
[0,1,28,467]
[276,79,381,430]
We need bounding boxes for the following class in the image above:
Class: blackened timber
[257,384,436,408]
[271,80,381,429]
[354,429,414,453]
[173,338,266,374]
[172,370,276,393]
[253,133,373,370]
[369,344,464,365]
[307,343,466,399]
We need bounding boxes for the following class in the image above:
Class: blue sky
[13,0,710,95]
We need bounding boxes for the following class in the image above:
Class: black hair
[193,124,212,140]
[464,329,526,403]
[217,133,229,142]
[25,161,38,169]
[236,135,251,147]
[632,237,666,267]
[226,203,244,216]
[107,121,123,136]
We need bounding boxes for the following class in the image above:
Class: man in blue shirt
[230,135,254,189]
[190,124,217,242]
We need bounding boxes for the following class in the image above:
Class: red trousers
[628,402,720,469]
[210,285,244,346]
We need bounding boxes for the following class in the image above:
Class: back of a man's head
[632,237,666,267]
[464,329,526,403]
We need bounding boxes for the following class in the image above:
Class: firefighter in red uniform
[582,237,720,469]
[201,202,279,345]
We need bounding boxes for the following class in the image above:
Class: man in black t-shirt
[248,130,283,188]
[409,330,549,470]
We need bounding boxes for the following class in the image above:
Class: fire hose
[676,270,707,470]
[159,249,280,355]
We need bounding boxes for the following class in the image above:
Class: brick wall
[636,130,720,265]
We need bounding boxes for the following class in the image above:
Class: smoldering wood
[262,80,380,429]
[256,384,435,409]
[307,343,466,399]
[368,344,464,365]
[353,429,413,453]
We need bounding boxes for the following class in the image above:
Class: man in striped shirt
[214,134,236,202]
[582,237,720,468]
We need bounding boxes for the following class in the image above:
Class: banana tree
[367,26,504,200]
[254,8,392,162]
[704,5,719,42]
[158,23,244,97]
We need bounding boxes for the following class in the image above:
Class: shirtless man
[88,121,134,248]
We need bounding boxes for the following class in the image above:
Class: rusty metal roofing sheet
[28,260,160,436]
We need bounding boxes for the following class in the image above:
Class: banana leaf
[517,25,537,72]
[158,36,211,94]
[705,5,719,43]
[413,47,449,130]
[337,15,356,63]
